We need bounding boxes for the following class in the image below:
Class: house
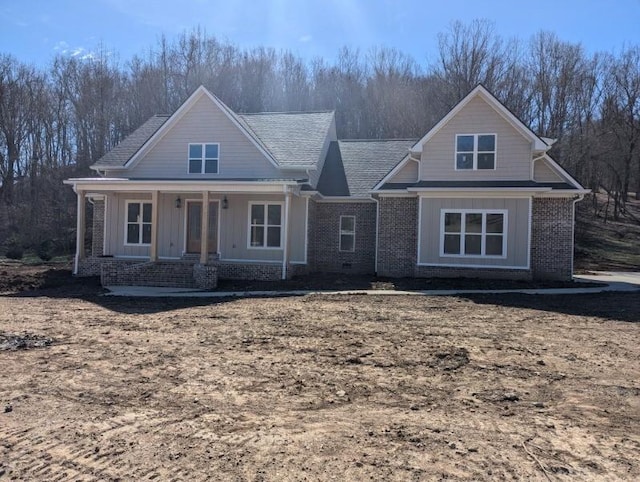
[64,85,588,289]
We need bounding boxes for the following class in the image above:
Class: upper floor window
[188,143,219,174]
[339,215,356,252]
[125,201,152,245]
[456,134,496,170]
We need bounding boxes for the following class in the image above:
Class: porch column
[75,189,86,274]
[282,191,291,280]
[150,190,159,261]
[200,191,210,264]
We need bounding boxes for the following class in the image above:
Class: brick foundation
[377,197,418,277]
[216,262,283,281]
[531,197,575,280]
[193,263,218,289]
[415,265,531,280]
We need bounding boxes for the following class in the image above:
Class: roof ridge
[339,138,418,142]
[240,110,334,116]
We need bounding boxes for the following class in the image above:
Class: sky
[1,0,639,68]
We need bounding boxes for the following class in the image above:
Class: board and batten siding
[420,96,533,181]
[124,94,283,179]
[533,159,564,183]
[388,159,418,183]
[418,197,530,268]
[104,192,307,263]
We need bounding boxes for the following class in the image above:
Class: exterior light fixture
[175,196,182,209]
[222,195,229,209]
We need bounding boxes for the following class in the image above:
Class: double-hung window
[441,210,506,257]
[339,215,356,252]
[125,201,152,245]
[249,203,282,248]
[188,143,219,174]
[455,134,496,170]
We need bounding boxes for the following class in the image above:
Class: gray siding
[533,158,564,182]
[389,159,418,183]
[123,94,283,179]
[418,197,530,268]
[105,192,152,258]
[420,96,533,181]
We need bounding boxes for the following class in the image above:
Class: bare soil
[0,282,638,480]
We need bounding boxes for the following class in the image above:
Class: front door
[186,201,219,254]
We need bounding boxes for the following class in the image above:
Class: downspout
[369,194,380,275]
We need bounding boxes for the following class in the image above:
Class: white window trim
[124,200,153,246]
[339,215,356,252]
[187,142,220,174]
[247,201,284,250]
[439,209,508,259]
[454,134,497,171]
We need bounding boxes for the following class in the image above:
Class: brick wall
[311,201,376,275]
[377,197,418,277]
[415,265,531,280]
[91,199,105,257]
[101,260,199,288]
[531,197,575,280]
[306,199,317,271]
[216,262,283,281]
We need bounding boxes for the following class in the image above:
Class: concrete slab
[104,272,640,298]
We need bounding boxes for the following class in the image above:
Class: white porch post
[75,189,86,274]
[200,190,210,264]
[282,190,291,280]
[150,190,159,262]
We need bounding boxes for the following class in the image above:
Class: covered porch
[64,178,310,288]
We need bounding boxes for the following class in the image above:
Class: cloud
[299,34,312,43]
[53,41,101,61]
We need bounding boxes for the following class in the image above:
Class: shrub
[37,240,54,261]
[5,243,24,260]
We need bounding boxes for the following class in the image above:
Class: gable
[419,95,533,181]
[386,158,418,184]
[534,157,566,183]
[126,93,281,179]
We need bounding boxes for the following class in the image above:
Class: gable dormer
[410,85,548,182]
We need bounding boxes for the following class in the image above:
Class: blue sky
[1,0,639,67]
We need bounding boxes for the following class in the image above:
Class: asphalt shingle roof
[316,139,414,197]
[92,115,170,169]
[239,111,335,167]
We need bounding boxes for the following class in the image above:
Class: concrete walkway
[104,271,640,298]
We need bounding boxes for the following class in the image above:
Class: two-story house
[64,85,588,289]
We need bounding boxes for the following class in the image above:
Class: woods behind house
[0,21,639,258]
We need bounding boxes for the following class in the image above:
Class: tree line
[0,20,638,256]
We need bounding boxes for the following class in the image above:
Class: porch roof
[63,177,302,193]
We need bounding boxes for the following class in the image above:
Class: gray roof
[380,180,578,190]
[239,111,334,167]
[317,139,415,197]
[92,115,169,168]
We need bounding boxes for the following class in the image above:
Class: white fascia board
[315,196,375,203]
[410,85,548,154]
[63,178,298,193]
[536,189,591,198]
[371,191,416,198]
[411,188,550,199]
[123,86,279,170]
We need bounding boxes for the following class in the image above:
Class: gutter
[370,194,380,275]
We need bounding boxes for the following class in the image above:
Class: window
[441,210,506,257]
[455,134,496,170]
[339,215,356,252]
[188,143,219,174]
[249,203,282,248]
[125,201,152,245]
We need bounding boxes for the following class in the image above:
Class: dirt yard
[0,287,639,480]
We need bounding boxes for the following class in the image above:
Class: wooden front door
[186,201,218,254]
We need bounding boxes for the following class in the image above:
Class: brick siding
[415,265,531,280]
[377,197,418,277]
[310,201,376,275]
[216,262,283,281]
[531,197,575,280]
